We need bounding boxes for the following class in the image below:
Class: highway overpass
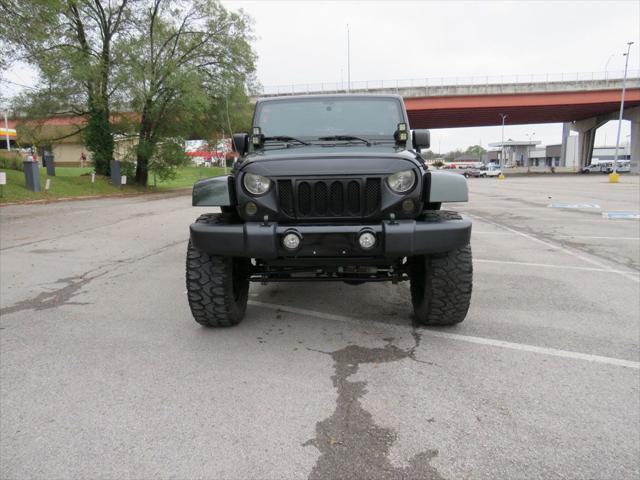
[257,71,640,171]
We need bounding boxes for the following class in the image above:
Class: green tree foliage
[122,0,256,185]
[420,149,438,160]
[0,0,131,175]
[1,0,257,185]
[149,139,189,182]
[465,144,487,158]
[444,149,465,161]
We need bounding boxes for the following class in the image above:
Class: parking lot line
[475,258,640,276]
[249,301,640,370]
[475,232,640,241]
[555,235,640,241]
[468,214,640,283]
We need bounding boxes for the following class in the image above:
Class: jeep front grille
[277,178,381,219]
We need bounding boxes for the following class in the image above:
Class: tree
[420,149,438,160]
[122,0,256,185]
[0,0,131,175]
[465,144,487,158]
[444,149,465,161]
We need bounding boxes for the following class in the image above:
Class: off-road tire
[409,211,473,326]
[186,213,250,327]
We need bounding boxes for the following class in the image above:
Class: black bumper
[190,217,471,259]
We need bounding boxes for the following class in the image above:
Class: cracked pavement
[1,177,639,479]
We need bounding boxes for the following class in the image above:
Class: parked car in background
[465,164,502,178]
[485,164,502,177]
[581,163,608,173]
[580,161,631,174]
[442,163,470,175]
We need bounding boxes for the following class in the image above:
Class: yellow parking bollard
[608,172,620,183]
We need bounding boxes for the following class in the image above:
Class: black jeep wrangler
[186,94,472,327]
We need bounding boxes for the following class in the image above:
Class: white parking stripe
[475,258,640,276]
[249,301,640,370]
[474,231,640,241]
[468,214,640,283]
[555,235,640,241]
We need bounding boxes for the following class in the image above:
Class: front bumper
[190,217,471,259]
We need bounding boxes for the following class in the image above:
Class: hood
[236,145,423,176]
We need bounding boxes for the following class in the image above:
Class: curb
[0,188,191,207]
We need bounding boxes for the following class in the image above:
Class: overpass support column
[560,122,570,167]
[623,107,640,174]
[579,129,596,169]
[571,117,608,170]
[630,120,639,174]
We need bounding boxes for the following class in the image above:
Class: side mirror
[232,133,249,156]
[412,129,430,150]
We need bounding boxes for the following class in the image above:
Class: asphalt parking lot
[1,175,639,479]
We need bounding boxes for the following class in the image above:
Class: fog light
[358,232,376,250]
[402,199,415,213]
[245,202,258,216]
[282,232,301,250]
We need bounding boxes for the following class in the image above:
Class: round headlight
[387,170,416,193]
[243,173,271,195]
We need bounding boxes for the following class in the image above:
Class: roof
[255,93,403,103]
[489,140,541,147]
[454,155,481,162]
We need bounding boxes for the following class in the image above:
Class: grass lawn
[154,166,228,189]
[0,165,227,204]
[0,167,146,203]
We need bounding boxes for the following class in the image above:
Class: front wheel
[409,213,472,326]
[186,214,250,327]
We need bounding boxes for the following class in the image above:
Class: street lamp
[604,54,614,82]
[610,41,634,182]
[526,132,536,167]
[499,113,508,168]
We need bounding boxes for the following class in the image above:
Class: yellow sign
[0,128,17,138]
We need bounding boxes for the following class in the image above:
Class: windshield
[254,97,404,140]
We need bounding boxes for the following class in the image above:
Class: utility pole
[611,41,633,181]
[347,24,351,93]
[604,54,614,82]
[526,132,536,167]
[3,111,10,151]
[498,113,508,179]
[499,113,508,168]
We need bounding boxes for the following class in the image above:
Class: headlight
[387,170,415,193]
[243,173,271,195]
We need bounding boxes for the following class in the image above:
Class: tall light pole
[526,132,536,167]
[3,111,10,151]
[604,54,614,82]
[611,41,634,179]
[499,113,508,168]
[346,24,351,93]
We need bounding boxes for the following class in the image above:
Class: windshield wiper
[317,135,371,146]
[263,136,310,145]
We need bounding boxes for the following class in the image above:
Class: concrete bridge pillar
[623,106,640,174]
[560,122,570,167]
[571,117,608,169]
[630,120,639,174]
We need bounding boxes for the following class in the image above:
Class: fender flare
[192,175,233,206]
[428,171,469,203]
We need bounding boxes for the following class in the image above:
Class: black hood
[236,145,423,176]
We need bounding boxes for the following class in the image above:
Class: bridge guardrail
[259,70,640,96]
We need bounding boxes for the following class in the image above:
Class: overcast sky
[3,0,639,152]
[222,0,640,152]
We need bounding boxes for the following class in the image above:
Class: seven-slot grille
[277,178,381,219]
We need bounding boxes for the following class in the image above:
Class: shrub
[120,161,136,179]
[149,139,189,183]
[0,152,24,171]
